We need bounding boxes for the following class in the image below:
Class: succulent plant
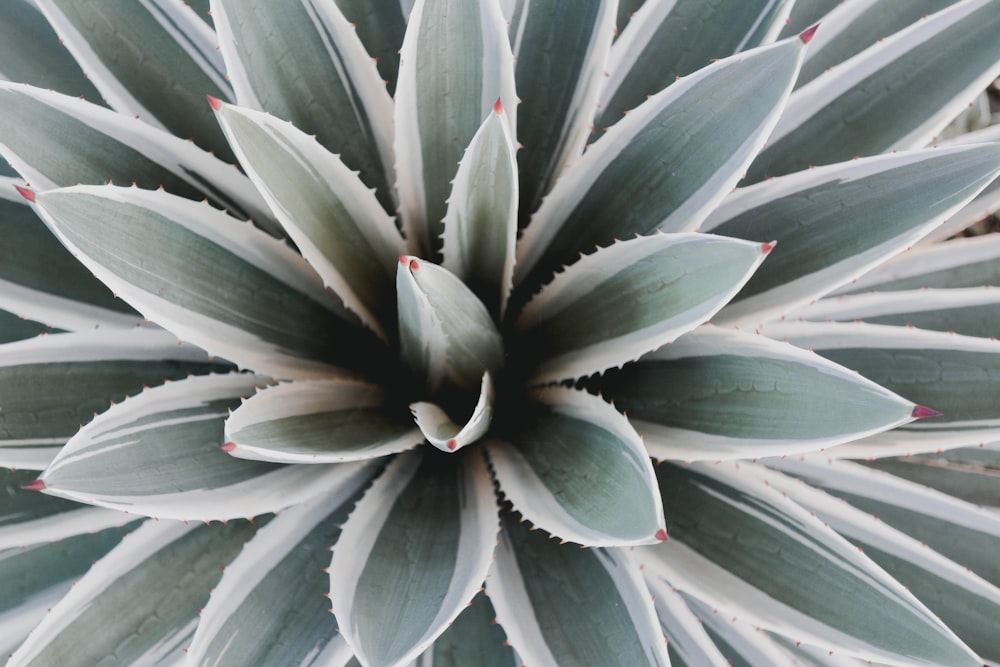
[2,0,1000,665]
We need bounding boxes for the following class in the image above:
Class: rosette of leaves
[2,0,1000,665]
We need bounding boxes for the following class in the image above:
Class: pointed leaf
[639,461,983,666]
[487,514,670,666]
[515,233,768,383]
[334,0,406,95]
[396,257,504,391]
[440,104,518,318]
[595,326,919,461]
[411,372,494,453]
[864,445,1000,508]
[488,386,665,546]
[30,185,387,380]
[8,519,258,667]
[0,309,52,345]
[329,449,498,667]
[212,99,405,338]
[705,144,1000,327]
[747,0,1000,180]
[643,576,731,667]
[35,0,235,161]
[0,329,223,470]
[413,592,518,667]
[211,0,396,213]
[394,0,516,256]
[224,378,421,463]
[37,373,377,521]
[514,35,805,293]
[187,480,369,667]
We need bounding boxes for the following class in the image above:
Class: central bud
[395,256,504,452]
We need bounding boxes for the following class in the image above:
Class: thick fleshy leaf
[594,0,793,138]
[30,184,387,380]
[0,195,140,332]
[211,0,396,213]
[864,444,1000,508]
[513,34,805,293]
[411,373,494,454]
[211,99,405,338]
[705,144,1000,327]
[224,379,421,463]
[186,480,370,667]
[760,321,1000,455]
[0,310,52,345]
[639,461,983,666]
[0,82,276,230]
[412,591,517,667]
[334,0,406,95]
[487,386,665,546]
[747,0,1000,180]
[922,124,1000,241]
[515,233,768,383]
[8,518,257,667]
[0,329,223,470]
[777,0,839,37]
[487,513,670,667]
[394,0,516,256]
[35,0,235,162]
[643,576,731,667]
[509,0,616,219]
[329,449,498,667]
[440,104,518,318]
[35,373,377,521]
[396,257,504,391]
[763,463,1000,661]
[595,326,920,461]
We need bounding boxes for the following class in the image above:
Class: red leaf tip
[221,441,236,453]
[655,528,668,542]
[493,97,503,114]
[14,185,35,202]
[21,479,46,492]
[761,240,777,254]
[911,405,942,419]
[206,94,222,111]
[409,259,420,271]
[446,439,457,451]
[799,23,819,44]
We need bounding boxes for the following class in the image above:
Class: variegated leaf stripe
[516,233,768,384]
[487,514,670,667]
[595,0,792,138]
[778,0,840,37]
[329,449,498,667]
[487,386,665,547]
[394,0,516,257]
[31,185,385,381]
[0,82,278,233]
[596,326,917,461]
[704,144,1000,328]
[0,328,221,470]
[212,0,396,215]
[411,591,518,667]
[923,124,1000,242]
[747,0,1000,180]
[396,257,504,391]
[411,373,494,454]
[790,287,1000,339]
[37,373,376,521]
[639,462,983,666]
[440,105,518,319]
[836,233,1000,294]
[514,34,805,291]
[212,100,405,339]
[187,479,371,667]
[35,0,235,162]
[7,519,257,667]
[509,0,615,219]
[760,463,1000,660]
[333,0,407,95]
[795,0,962,87]
[864,444,1000,508]
[642,576,731,666]
[224,379,421,464]
[760,321,1000,456]
[0,309,52,346]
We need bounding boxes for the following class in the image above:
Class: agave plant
[2,0,1000,665]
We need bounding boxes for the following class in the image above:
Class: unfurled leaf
[412,372,494,453]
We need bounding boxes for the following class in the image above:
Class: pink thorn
[409,259,420,271]
[493,97,503,115]
[398,255,408,265]
[911,405,942,419]
[655,528,668,542]
[761,240,777,254]
[799,24,819,44]
[221,441,236,453]
[14,185,35,202]
[446,439,457,451]
[206,94,222,111]
[21,479,46,492]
